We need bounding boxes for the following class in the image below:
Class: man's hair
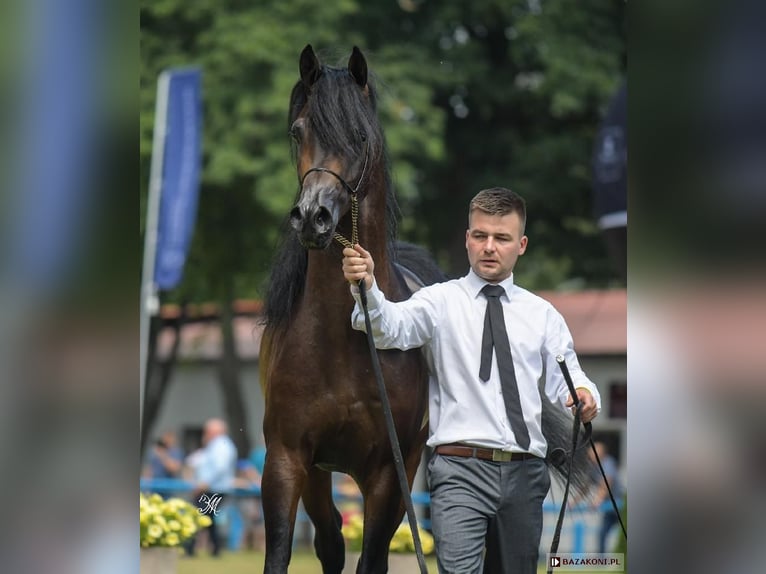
[468,187,526,231]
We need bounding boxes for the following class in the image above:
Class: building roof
[156,289,626,361]
[537,289,626,355]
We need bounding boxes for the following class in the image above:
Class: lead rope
[548,356,626,574]
[358,280,429,573]
[333,192,358,249]
[547,390,582,574]
[307,142,425,570]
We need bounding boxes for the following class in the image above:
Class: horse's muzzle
[290,204,335,249]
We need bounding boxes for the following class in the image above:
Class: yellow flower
[342,513,365,551]
[341,512,434,555]
[139,493,206,548]
[163,533,180,546]
[388,522,435,554]
[147,524,163,540]
[421,534,434,555]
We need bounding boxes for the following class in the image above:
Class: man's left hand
[566,389,598,423]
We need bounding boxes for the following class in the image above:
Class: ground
[176,549,574,573]
[177,550,438,573]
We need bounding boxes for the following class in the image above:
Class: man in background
[185,418,237,557]
[142,429,183,480]
[589,441,623,554]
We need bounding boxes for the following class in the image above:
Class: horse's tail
[258,322,292,403]
[541,389,596,496]
[394,241,447,287]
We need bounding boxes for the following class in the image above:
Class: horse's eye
[289,120,304,142]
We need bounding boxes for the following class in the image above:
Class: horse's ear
[300,44,321,88]
[348,46,367,88]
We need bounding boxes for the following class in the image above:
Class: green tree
[400,0,626,286]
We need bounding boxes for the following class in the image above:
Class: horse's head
[288,44,380,249]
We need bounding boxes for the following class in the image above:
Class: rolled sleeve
[349,280,438,350]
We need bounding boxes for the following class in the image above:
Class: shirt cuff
[349,279,383,308]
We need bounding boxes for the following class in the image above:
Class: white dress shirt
[350,269,601,459]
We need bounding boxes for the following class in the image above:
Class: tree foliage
[140,0,626,302]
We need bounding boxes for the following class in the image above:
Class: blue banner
[6,0,97,294]
[154,69,202,290]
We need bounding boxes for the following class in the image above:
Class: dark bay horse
[259,45,443,574]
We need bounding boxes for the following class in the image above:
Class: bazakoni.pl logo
[547,553,624,571]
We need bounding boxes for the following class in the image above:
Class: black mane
[262,63,400,329]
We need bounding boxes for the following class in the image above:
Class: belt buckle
[492,450,512,462]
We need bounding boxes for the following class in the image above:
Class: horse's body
[259,45,441,574]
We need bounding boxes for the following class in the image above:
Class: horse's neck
[351,177,392,289]
[303,243,391,321]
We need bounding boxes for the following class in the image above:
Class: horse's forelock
[306,66,381,160]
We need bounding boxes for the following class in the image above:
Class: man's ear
[519,235,528,255]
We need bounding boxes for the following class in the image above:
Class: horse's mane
[262,63,400,329]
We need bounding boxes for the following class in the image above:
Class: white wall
[149,362,265,453]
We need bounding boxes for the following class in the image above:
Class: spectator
[142,429,183,479]
[233,459,264,551]
[588,441,623,553]
[184,418,237,557]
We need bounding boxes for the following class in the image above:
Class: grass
[176,549,571,573]
[177,549,439,573]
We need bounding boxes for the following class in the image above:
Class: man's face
[466,210,527,283]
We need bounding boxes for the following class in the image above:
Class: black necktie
[479,284,531,450]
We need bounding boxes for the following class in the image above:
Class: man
[142,429,183,480]
[185,418,237,557]
[342,187,600,574]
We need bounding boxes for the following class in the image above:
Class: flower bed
[140,493,212,548]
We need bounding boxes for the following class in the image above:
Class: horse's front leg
[302,466,346,573]
[357,463,412,574]
[262,445,308,574]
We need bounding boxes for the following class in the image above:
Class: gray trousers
[428,454,551,574]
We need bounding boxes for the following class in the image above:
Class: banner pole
[140,71,170,441]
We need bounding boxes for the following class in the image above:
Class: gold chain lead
[333,193,359,249]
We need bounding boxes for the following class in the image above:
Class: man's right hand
[342,244,374,289]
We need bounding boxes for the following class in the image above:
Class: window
[609,382,627,419]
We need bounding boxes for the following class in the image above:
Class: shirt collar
[466,269,516,300]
